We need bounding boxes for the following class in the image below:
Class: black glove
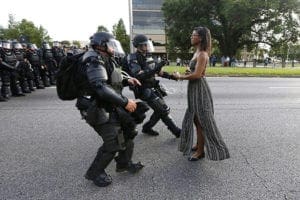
[160,71,177,80]
[155,60,166,73]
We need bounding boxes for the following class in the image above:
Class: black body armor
[126,51,181,137]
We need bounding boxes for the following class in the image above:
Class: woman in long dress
[174,26,230,161]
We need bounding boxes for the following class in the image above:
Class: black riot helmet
[133,34,148,47]
[90,32,125,57]
[133,34,154,52]
[90,32,113,47]
[27,43,38,51]
[42,42,51,50]
[53,41,60,47]
[12,41,23,50]
[2,40,12,50]
[21,43,27,48]
[1,40,12,54]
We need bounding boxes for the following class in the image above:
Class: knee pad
[123,129,138,139]
[103,137,120,153]
[148,97,170,116]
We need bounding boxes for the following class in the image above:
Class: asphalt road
[1,77,299,200]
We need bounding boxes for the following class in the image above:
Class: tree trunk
[281,58,286,68]
[253,59,257,67]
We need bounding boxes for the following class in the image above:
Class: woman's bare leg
[192,116,204,157]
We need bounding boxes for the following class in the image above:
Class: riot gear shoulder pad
[82,49,101,63]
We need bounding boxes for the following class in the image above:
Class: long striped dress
[179,60,230,160]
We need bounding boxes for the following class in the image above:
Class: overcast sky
[0,0,130,41]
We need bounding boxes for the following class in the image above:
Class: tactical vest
[27,51,40,65]
[1,51,17,66]
[14,51,24,61]
[43,49,54,61]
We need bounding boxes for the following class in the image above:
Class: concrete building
[129,0,166,55]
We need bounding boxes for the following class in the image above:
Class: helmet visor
[2,42,11,49]
[29,44,38,50]
[107,39,125,57]
[44,43,51,49]
[32,44,38,50]
[53,41,60,47]
[14,43,23,49]
[146,40,154,53]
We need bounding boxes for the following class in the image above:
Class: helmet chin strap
[137,47,147,55]
[95,46,112,57]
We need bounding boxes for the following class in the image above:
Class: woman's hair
[194,26,211,55]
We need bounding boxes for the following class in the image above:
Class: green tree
[72,40,81,48]
[61,40,71,47]
[0,14,51,47]
[112,19,130,53]
[97,25,109,32]
[162,0,300,59]
[0,14,20,39]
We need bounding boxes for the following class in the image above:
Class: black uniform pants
[84,110,134,179]
[141,88,179,134]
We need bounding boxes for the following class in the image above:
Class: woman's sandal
[188,152,205,161]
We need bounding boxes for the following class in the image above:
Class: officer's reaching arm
[159,71,178,80]
[133,61,165,80]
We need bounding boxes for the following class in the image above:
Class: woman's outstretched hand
[172,72,181,80]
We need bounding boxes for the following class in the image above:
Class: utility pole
[128,0,134,53]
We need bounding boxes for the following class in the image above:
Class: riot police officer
[0,41,6,101]
[0,40,24,98]
[41,42,57,85]
[24,43,45,89]
[52,41,65,66]
[125,34,181,138]
[75,32,144,187]
[12,41,32,93]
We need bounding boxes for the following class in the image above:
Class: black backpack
[56,52,84,100]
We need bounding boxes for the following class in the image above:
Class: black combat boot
[11,83,25,97]
[49,74,56,85]
[116,161,144,173]
[42,76,50,87]
[34,77,45,89]
[36,80,45,89]
[114,140,143,173]
[1,84,11,99]
[0,94,7,102]
[20,80,31,93]
[85,147,115,184]
[28,80,35,91]
[170,127,181,138]
[92,171,112,187]
[142,128,159,136]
